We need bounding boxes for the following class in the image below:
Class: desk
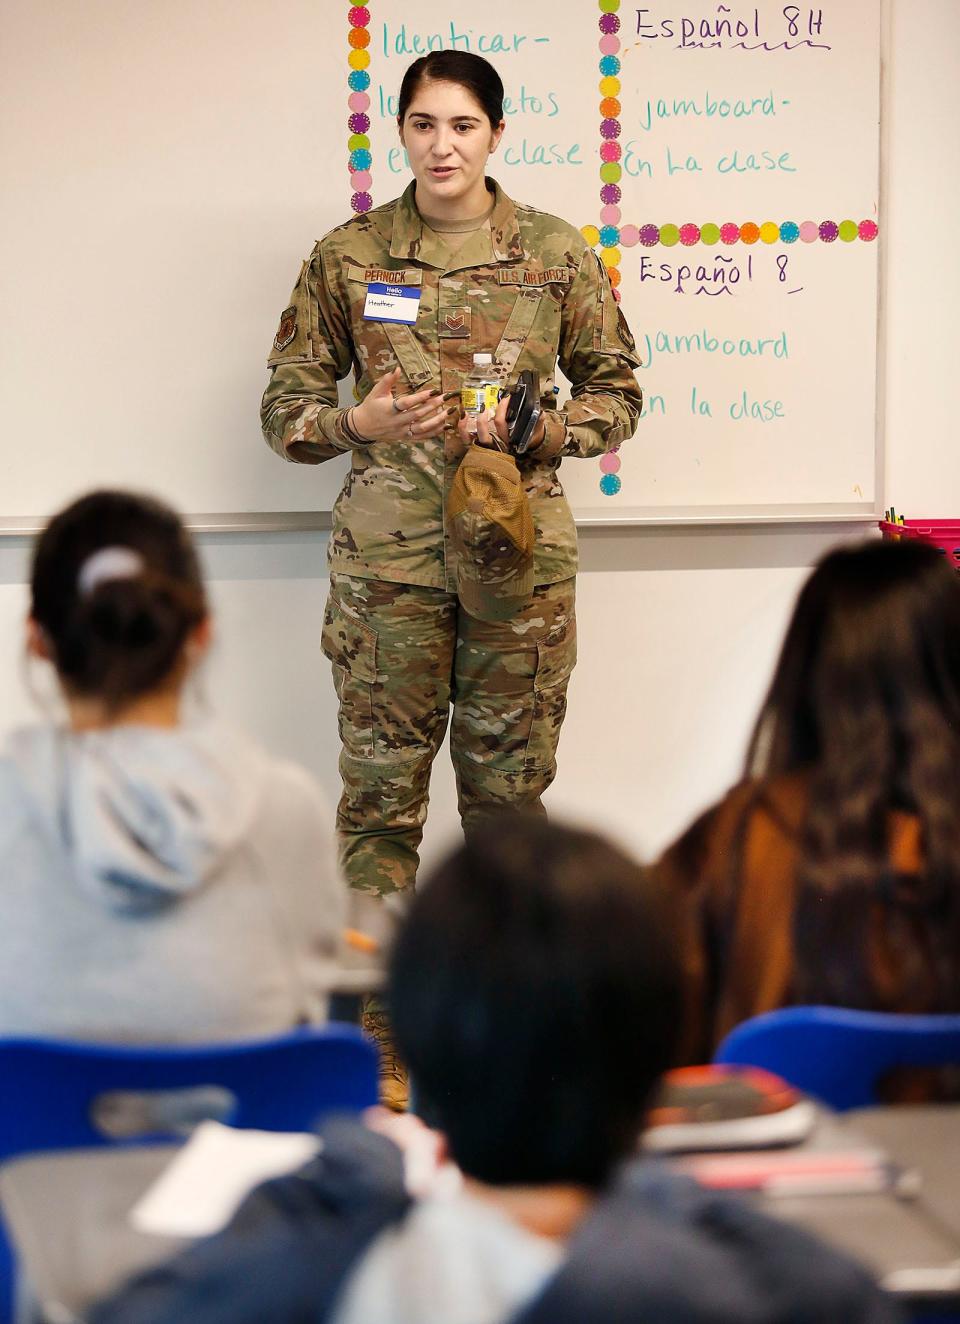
[848,1106,960,1243]
[0,1148,187,1321]
[725,1106,960,1310]
[1,1108,958,1321]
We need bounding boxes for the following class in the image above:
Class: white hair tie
[77,546,146,598]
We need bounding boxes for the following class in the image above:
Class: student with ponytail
[0,489,346,1041]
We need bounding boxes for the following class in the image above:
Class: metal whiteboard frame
[0,507,882,537]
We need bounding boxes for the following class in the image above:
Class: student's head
[747,538,960,1006]
[748,539,960,780]
[28,490,208,718]
[397,52,505,213]
[388,817,681,1189]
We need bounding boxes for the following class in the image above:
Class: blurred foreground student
[655,540,960,1073]
[0,489,344,1041]
[91,820,894,1324]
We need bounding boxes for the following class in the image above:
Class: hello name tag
[363,282,421,324]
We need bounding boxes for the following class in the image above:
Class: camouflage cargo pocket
[321,593,377,760]
[523,618,578,771]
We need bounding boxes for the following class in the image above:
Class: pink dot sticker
[599,34,620,54]
[859,219,879,241]
[679,223,700,246]
[599,452,622,474]
[600,204,621,225]
[612,288,622,303]
[720,222,740,244]
[348,6,370,27]
[619,224,640,247]
[348,92,370,113]
[799,221,819,243]
[350,170,372,191]
[600,140,621,162]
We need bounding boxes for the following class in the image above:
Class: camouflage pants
[321,574,577,896]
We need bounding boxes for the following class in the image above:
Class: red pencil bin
[879,519,960,570]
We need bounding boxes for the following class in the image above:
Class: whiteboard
[0,0,880,525]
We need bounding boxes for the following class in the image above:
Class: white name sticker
[363,282,421,325]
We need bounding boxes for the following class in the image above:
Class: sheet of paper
[130,1120,320,1238]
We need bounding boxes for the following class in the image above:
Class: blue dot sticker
[779,220,800,244]
[599,224,620,248]
[599,55,621,76]
[349,148,372,172]
[348,70,371,91]
[599,473,622,496]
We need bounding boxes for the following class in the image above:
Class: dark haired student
[90,819,895,1324]
[261,51,642,902]
[654,539,960,1090]
[0,490,345,1041]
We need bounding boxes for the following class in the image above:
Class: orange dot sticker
[599,96,622,118]
[348,27,370,48]
[739,222,760,244]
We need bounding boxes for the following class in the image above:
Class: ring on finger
[392,396,404,414]
[407,422,415,438]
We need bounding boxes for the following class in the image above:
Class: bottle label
[461,383,501,416]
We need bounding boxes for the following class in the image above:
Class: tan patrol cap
[447,444,535,622]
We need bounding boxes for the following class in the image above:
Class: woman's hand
[352,367,452,442]
[457,390,547,453]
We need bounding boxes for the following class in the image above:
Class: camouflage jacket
[261,180,642,589]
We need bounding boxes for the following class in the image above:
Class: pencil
[344,927,380,955]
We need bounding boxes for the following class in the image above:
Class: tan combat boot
[361,994,409,1112]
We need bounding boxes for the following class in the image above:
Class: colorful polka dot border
[581,218,879,250]
[347,6,373,213]
[596,0,624,494]
[595,0,624,313]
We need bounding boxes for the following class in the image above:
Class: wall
[1,0,956,873]
[0,519,882,871]
[882,0,960,513]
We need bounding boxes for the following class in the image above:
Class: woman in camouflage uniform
[262,51,642,904]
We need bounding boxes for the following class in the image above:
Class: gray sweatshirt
[0,721,345,1042]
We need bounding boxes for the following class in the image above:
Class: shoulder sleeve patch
[266,259,314,367]
[592,254,641,367]
[273,306,298,353]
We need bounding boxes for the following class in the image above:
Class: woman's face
[399,79,504,216]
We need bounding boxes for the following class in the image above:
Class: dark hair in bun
[30,490,207,712]
[397,51,505,128]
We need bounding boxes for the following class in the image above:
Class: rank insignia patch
[273,306,297,352]
[439,307,471,338]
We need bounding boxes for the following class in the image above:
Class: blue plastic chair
[714,1006,960,1111]
[0,1026,379,1321]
